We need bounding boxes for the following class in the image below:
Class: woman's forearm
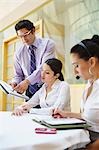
[69,112,82,119]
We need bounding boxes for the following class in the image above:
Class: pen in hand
[52,108,63,118]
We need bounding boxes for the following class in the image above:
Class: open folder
[32,118,90,130]
[0,80,29,100]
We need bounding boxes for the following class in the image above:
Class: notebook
[0,80,29,100]
[32,117,90,130]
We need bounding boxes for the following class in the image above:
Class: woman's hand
[52,109,69,118]
[53,109,82,119]
[12,103,31,116]
[21,103,31,112]
[12,107,24,116]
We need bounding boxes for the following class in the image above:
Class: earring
[89,68,93,76]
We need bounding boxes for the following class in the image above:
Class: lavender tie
[29,45,36,73]
[29,45,38,95]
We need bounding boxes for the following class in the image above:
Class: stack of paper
[32,117,90,130]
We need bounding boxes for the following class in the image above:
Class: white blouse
[81,79,99,132]
[28,79,70,115]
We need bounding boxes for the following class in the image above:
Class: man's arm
[12,50,25,84]
[12,39,56,93]
[11,48,26,93]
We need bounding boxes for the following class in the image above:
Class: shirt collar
[93,78,99,85]
[44,79,61,89]
[27,36,37,51]
[88,78,99,87]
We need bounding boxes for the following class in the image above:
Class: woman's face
[41,63,57,85]
[71,53,91,80]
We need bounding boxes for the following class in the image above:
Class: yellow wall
[0,91,2,110]
[70,84,85,113]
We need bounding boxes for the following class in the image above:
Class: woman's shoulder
[59,80,70,87]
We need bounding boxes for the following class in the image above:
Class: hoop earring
[89,68,93,76]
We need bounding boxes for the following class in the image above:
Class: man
[11,19,55,99]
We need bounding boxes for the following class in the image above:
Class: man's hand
[13,79,30,94]
[10,82,17,89]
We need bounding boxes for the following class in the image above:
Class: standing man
[11,19,55,99]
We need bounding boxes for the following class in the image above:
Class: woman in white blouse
[53,35,99,149]
[13,58,70,116]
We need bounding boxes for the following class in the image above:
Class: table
[0,111,90,150]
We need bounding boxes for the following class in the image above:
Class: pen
[52,113,63,118]
[53,102,61,114]
[52,103,63,118]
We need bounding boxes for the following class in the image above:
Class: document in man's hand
[32,117,91,130]
[0,80,29,100]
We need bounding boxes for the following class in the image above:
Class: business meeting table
[0,111,90,150]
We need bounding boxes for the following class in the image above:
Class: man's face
[17,28,35,45]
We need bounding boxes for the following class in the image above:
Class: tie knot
[29,45,36,51]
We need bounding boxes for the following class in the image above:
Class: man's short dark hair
[15,20,35,32]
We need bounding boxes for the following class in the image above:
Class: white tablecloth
[0,112,90,150]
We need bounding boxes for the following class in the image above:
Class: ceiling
[0,0,47,31]
[0,0,26,20]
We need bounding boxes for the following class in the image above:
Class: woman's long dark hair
[70,35,99,61]
[45,58,64,81]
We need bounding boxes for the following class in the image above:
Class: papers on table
[32,117,91,130]
[0,80,29,100]
[42,118,86,125]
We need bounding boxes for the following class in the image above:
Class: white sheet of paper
[44,118,85,125]
[0,80,29,100]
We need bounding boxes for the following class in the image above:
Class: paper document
[0,80,29,100]
[32,117,91,130]
[42,118,86,125]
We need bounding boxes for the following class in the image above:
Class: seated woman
[13,58,70,116]
[53,35,99,149]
